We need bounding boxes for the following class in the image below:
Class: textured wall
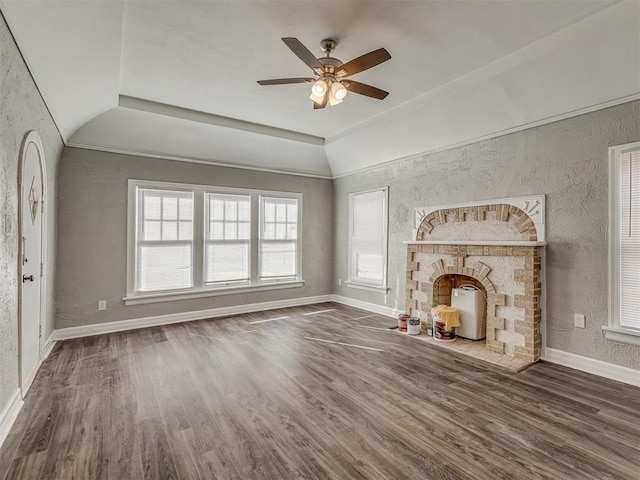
[0,12,63,408]
[334,100,640,370]
[56,148,333,328]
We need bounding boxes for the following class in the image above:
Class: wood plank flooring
[1,302,639,480]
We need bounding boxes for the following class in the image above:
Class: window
[206,193,251,285]
[347,187,389,291]
[126,180,302,305]
[260,197,299,281]
[137,188,193,292]
[604,142,640,346]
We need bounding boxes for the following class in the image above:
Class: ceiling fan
[257,37,391,109]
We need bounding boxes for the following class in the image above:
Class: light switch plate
[574,313,585,328]
[98,300,106,311]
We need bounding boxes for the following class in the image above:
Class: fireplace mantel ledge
[403,240,547,246]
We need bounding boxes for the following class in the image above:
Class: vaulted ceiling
[2,1,638,177]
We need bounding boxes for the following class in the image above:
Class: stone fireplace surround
[404,197,545,365]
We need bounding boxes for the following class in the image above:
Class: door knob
[22,275,34,283]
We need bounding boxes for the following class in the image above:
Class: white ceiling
[2,0,638,178]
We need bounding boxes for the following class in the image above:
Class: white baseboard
[20,363,38,397]
[53,295,334,340]
[542,348,640,387]
[43,333,56,358]
[0,388,24,450]
[22,333,58,397]
[331,295,400,318]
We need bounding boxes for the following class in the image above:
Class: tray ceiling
[1,0,638,177]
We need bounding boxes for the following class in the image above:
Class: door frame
[17,130,48,395]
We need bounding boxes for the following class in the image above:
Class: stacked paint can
[397,313,408,332]
[407,317,421,335]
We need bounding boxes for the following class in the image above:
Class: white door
[19,132,46,394]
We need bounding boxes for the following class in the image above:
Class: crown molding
[331,94,640,179]
[64,142,333,180]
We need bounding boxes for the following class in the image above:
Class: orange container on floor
[398,313,408,332]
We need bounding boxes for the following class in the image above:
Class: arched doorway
[18,131,47,394]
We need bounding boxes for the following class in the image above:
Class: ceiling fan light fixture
[258,37,391,109]
[331,81,347,101]
[328,94,342,107]
[309,91,325,105]
[311,79,327,96]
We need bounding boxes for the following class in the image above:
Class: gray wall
[334,101,640,371]
[0,12,63,408]
[56,148,333,328]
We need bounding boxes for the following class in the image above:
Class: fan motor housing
[319,56,343,73]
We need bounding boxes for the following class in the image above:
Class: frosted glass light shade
[311,79,327,96]
[331,81,347,100]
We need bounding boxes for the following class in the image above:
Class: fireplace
[404,196,545,365]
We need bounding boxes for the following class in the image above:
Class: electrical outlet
[574,313,585,328]
[98,300,106,311]
[338,278,342,286]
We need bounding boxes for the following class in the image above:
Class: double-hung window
[347,187,389,291]
[126,180,302,305]
[604,142,640,346]
[260,197,299,281]
[206,193,251,285]
[136,188,194,292]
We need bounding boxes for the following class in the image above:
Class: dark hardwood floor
[1,302,639,479]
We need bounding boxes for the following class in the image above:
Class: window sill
[345,281,389,293]
[124,280,305,306]
[602,326,640,346]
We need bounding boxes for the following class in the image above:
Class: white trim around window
[604,141,640,346]
[347,187,389,292]
[125,180,303,305]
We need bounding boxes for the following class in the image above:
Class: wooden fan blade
[257,78,315,85]
[313,91,328,109]
[344,80,389,100]
[282,37,324,74]
[336,48,391,77]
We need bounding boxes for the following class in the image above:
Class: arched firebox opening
[432,274,486,307]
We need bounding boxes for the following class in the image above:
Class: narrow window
[618,147,640,329]
[347,187,388,290]
[605,142,640,345]
[260,196,299,281]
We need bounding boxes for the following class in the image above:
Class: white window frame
[346,187,389,292]
[204,192,252,286]
[125,180,303,305]
[135,187,195,294]
[603,141,640,346]
[259,195,302,283]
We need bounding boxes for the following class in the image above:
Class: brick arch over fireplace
[416,204,538,242]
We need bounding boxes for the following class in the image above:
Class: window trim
[125,179,303,305]
[347,186,389,292]
[204,192,252,286]
[135,187,196,293]
[259,195,301,283]
[604,141,640,346]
